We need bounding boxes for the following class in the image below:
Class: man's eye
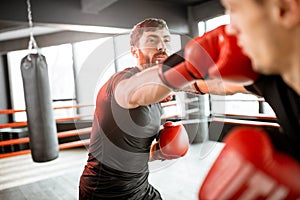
[148,38,158,44]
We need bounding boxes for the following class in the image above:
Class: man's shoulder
[107,67,139,91]
[113,67,139,78]
[245,75,282,96]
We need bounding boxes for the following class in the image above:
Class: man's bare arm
[114,66,172,109]
[194,79,250,95]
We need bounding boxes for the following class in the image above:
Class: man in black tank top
[194,1,300,198]
[79,18,182,200]
[193,0,300,162]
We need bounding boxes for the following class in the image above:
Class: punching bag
[21,53,59,162]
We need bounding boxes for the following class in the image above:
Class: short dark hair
[130,18,169,47]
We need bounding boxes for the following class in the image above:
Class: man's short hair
[130,18,169,47]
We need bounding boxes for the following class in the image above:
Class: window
[7,44,75,121]
[198,15,230,36]
[73,37,113,98]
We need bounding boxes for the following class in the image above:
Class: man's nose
[157,40,167,52]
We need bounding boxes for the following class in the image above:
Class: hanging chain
[26,0,39,52]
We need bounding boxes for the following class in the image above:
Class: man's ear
[275,0,300,28]
[131,46,139,58]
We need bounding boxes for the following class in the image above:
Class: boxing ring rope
[0,115,93,129]
[0,104,94,129]
[0,98,184,157]
[0,102,183,159]
[0,109,26,115]
[0,104,94,115]
[211,117,280,128]
[0,98,278,159]
[213,113,277,122]
[0,127,92,147]
[0,104,94,159]
[0,139,91,159]
[209,97,278,125]
[0,128,92,159]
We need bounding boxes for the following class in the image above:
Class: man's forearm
[115,66,172,108]
[195,79,250,95]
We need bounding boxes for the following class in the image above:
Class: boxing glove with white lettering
[199,127,300,200]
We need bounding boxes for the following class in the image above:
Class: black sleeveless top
[245,75,300,161]
[80,67,163,199]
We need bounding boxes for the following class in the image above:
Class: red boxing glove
[159,25,259,89]
[150,121,189,160]
[199,127,300,200]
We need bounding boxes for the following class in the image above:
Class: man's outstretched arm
[114,66,172,109]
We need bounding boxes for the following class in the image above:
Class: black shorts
[79,162,162,200]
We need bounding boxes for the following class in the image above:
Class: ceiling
[0,0,223,52]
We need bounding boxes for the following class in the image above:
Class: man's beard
[151,52,168,65]
[140,52,169,69]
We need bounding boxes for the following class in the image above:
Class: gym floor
[0,142,224,200]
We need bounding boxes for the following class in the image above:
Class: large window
[7,44,75,121]
[198,15,230,36]
[73,37,115,117]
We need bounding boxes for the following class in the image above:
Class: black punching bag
[21,53,59,162]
